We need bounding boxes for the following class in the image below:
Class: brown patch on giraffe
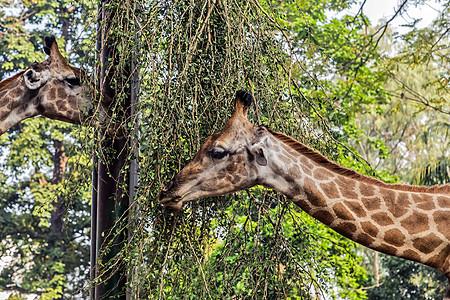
[425,245,450,269]
[412,193,434,211]
[433,211,450,240]
[282,149,298,162]
[333,222,357,238]
[413,233,443,254]
[57,87,67,99]
[280,154,292,166]
[359,183,375,196]
[310,209,334,225]
[400,212,430,235]
[377,243,398,256]
[417,202,436,211]
[48,87,56,100]
[292,198,311,211]
[320,181,340,199]
[341,188,359,200]
[344,201,366,218]
[337,177,358,199]
[336,176,356,189]
[372,212,394,226]
[361,221,379,237]
[313,168,334,181]
[357,233,375,245]
[68,96,77,109]
[333,203,355,221]
[0,95,8,107]
[362,197,381,211]
[304,178,326,207]
[57,100,67,111]
[12,87,23,98]
[437,196,450,208]
[383,189,409,218]
[384,228,405,247]
[288,165,301,179]
[0,110,8,122]
[403,249,421,262]
[300,156,313,176]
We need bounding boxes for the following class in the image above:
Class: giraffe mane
[0,71,26,91]
[268,129,450,195]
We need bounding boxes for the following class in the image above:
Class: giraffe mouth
[159,195,184,211]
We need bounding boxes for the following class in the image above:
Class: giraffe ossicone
[0,35,119,136]
[159,90,450,298]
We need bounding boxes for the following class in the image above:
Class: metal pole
[90,2,103,299]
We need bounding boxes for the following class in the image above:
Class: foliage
[0,0,448,299]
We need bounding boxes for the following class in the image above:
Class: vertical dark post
[90,2,103,299]
[93,0,130,298]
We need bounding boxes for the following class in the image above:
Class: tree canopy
[0,0,448,299]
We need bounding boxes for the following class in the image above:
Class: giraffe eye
[65,77,80,86]
[210,149,228,159]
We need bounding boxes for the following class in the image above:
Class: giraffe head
[159,90,271,211]
[21,36,117,134]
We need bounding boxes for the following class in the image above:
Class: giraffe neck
[0,72,40,135]
[259,131,450,278]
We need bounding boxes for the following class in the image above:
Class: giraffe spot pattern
[68,96,77,108]
[372,212,394,226]
[300,156,313,176]
[288,165,301,179]
[425,245,450,269]
[344,201,366,218]
[332,203,355,221]
[357,232,375,245]
[412,193,433,206]
[12,88,23,98]
[400,211,430,235]
[313,168,334,181]
[320,181,340,199]
[382,189,409,218]
[437,196,450,208]
[310,209,334,225]
[433,211,450,240]
[304,178,327,207]
[362,197,381,211]
[384,228,405,247]
[378,243,398,256]
[413,233,442,254]
[359,183,375,196]
[49,88,56,100]
[361,221,379,237]
[403,249,421,262]
[336,177,356,190]
[57,87,67,99]
[341,188,359,200]
[333,222,357,238]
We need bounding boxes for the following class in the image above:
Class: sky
[340,0,443,32]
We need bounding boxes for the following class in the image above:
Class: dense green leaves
[0,0,448,299]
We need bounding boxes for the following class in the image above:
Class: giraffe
[159,90,450,298]
[0,35,116,136]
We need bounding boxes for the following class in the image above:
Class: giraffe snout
[158,180,177,203]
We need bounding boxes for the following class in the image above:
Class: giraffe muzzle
[158,180,181,204]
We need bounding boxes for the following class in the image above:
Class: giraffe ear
[23,68,51,90]
[255,148,267,166]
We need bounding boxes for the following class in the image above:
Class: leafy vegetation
[0,0,448,299]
